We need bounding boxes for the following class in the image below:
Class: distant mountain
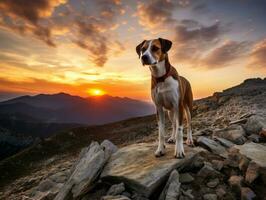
[0,93,155,124]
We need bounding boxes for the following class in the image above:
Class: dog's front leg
[155,107,166,157]
[174,106,185,158]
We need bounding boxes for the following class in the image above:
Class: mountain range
[0,93,155,160]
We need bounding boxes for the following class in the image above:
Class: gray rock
[248,134,265,143]
[107,183,125,196]
[241,187,256,200]
[38,179,55,192]
[213,125,246,145]
[214,137,234,148]
[197,137,228,158]
[181,189,194,199]
[203,194,217,200]
[244,115,266,135]
[206,178,219,188]
[211,160,224,171]
[235,142,266,183]
[197,162,222,180]
[159,170,180,200]
[102,195,131,200]
[55,140,117,200]
[179,173,194,184]
[101,143,204,198]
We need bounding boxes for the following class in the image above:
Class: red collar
[152,60,172,83]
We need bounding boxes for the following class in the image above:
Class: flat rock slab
[235,142,266,168]
[101,143,204,197]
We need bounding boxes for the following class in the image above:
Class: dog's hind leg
[167,110,176,144]
[184,105,194,146]
[155,107,166,157]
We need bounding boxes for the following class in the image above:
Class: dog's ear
[136,40,146,58]
[159,38,172,53]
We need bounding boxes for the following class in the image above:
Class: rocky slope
[0,78,266,200]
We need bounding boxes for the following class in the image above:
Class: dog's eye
[141,47,147,52]
[152,46,159,52]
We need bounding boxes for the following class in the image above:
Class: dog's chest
[151,77,180,109]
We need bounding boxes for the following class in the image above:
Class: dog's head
[136,38,172,66]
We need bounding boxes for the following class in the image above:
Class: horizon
[0,0,266,101]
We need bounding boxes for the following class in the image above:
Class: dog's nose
[141,55,148,63]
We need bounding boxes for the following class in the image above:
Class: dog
[136,38,194,158]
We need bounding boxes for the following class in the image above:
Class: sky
[0,0,265,102]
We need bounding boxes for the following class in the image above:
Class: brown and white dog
[136,38,194,158]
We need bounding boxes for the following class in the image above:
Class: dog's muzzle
[141,55,156,65]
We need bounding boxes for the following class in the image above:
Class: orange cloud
[247,38,266,70]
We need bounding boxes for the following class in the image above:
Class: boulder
[211,160,224,171]
[159,170,180,200]
[101,143,204,198]
[55,140,117,200]
[197,137,228,158]
[244,115,266,135]
[213,125,246,145]
[235,142,266,183]
[107,183,125,196]
[248,134,266,143]
[241,187,256,200]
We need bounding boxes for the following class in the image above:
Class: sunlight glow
[87,88,106,96]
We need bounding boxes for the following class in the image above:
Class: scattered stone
[107,183,125,196]
[248,134,265,143]
[213,125,246,145]
[211,160,224,171]
[228,175,243,196]
[244,115,266,135]
[38,179,55,192]
[101,143,204,197]
[239,156,250,173]
[55,140,118,200]
[214,137,234,148]
[245,162,259,184]
[101,195,131,200]
[224,147,242,168]
[159,170,180,200]
[181,189,194,199]
[197,162,222,180]
[206,178,219,188]
[241,187,256,200]
[131,193,149,200]
[179,173,194,184]
[121,192,131,198]
[197,136,228,158]
[215,186,226,199]
[235,142,266,183]
[203,193,217,200]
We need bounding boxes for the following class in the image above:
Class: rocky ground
[0,78,266,200]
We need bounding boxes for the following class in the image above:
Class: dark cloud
[0,0,66,46]
[248,39,266,69]
[173,21,221,63]
[136,0,176,29]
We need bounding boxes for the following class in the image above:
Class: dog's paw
[185,138,194,147]
[174,150,185,159]
[155,146,166,157]
[167,137,175,144]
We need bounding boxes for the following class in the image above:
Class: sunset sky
[0,0,265,102]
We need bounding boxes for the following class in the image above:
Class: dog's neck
[149,59,166,78]
[149,57,171,78]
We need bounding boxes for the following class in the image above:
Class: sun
[87,88,106,96]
